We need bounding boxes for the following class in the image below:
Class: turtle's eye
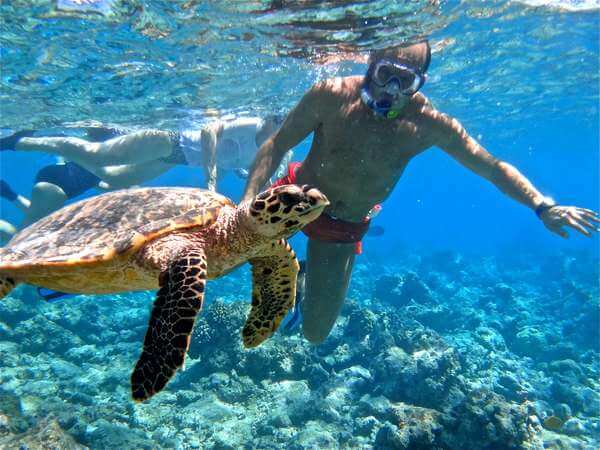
[279,192,302,206]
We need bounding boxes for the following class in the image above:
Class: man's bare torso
[296,76,439,221]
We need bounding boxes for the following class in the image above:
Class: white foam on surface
[514,0,600,11]
[56,0,115,15]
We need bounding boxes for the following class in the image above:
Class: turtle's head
[244,184,329,238]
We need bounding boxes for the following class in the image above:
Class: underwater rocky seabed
[0,249,598,449]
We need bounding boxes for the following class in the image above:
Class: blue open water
[0,1,598,449]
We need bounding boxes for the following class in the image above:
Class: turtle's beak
[301,185,330,210]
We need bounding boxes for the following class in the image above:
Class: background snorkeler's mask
[361,59,427,119]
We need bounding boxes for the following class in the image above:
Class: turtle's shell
[0,187,233,269]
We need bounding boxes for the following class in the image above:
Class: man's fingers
[569,210,598,230]
[575,216,598,232]
[580,210,600,224]
[566,217,591,237]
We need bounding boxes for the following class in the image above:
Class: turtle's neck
[230,203,268,257]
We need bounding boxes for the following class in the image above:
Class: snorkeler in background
[1,116,285,191]
[0,116,291,231]
[243,40,600,344]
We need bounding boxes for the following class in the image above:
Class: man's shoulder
[411,92,435,113]
[411,98,465,146]
[306,76,362,112]
[413,95,449,124]
[311,76,362,96]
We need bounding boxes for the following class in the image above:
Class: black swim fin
[0,130,35,151]
[283,260,306,332]
[0,179,18,202]
[283,298,303,332]
[367,225,385,237]
[37,287,76,302]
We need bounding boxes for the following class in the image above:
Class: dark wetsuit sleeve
[35,162,100,199]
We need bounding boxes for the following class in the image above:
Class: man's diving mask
[370,59,425,96]
[361,59,427,119]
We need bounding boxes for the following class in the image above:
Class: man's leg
[95,160,174,190]
[22,182,68,226]
[15,130,174,167]
[302,239,355,344]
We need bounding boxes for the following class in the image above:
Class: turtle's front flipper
[131,250,207,402]
[243,239,299,347]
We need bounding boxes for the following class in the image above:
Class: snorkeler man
[0,116,288,227]
[242,40,599,344]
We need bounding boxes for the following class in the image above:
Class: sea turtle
[0,184,328,401]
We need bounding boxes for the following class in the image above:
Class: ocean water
[0,1,598,449]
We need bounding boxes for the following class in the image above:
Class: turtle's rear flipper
[0,276,16,300]
[244,239,299,347]
[131,250,207,402]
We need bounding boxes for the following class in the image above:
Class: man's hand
[540,206,600,238]
[242,81,328,203]
[201,123,219,193]
[207,177,217,192]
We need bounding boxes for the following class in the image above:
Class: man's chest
[318,118,429,168]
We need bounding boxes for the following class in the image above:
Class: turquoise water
[0,1,599,448]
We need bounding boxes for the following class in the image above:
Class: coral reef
[0,250,597,448]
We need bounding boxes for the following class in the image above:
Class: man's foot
[234,168,249,179]
[0,219,16,245]
[366,225,385,237]
[282,260,306,333]
[0,179,18,202]
[0,130,35,151]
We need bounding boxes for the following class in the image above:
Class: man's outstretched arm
[242,83,326,203]
[432,112,599,238]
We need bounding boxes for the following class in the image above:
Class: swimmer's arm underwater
[242,83,326,203]
[431,111,599,238]
[201,122,220,192]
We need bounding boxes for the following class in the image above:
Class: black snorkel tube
[360,64,398,119]
[360,84,398,119]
